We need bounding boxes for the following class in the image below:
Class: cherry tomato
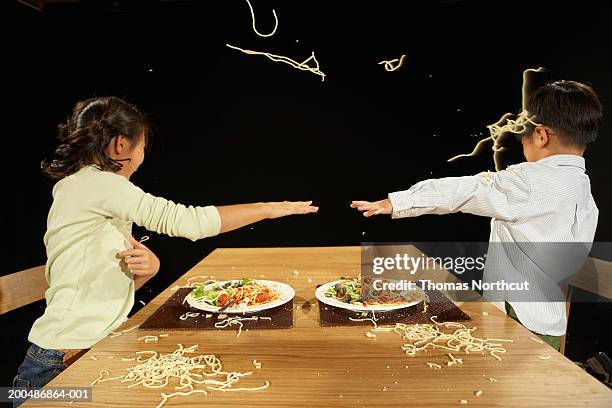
[216,293,229,306]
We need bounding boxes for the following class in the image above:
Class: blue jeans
[12,343,66,407]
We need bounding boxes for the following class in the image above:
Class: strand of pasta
[90,370,109,385]
[184,275,211,288]
[90,368,143,385]
[349,317,378,329]
[244,0,278,37]
[156,390,207,408]
[350,309,380,328]
[179,312,201,320]
[422,292,430,313]
[226,43,326,81]
[378,55,406,72]
[448,67,546,171]
[207,381,270,392]
[214,316,259,338]
[138,335,160,343]
[97,374,127,384]
[447,352,463,366]
[109,324,140,338]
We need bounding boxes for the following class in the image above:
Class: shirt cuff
[388,190,414,219]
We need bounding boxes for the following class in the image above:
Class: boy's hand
[350,199,392,217]
[117,236,160,278]
[265,201,319,219]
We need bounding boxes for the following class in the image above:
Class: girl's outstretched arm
[89,168,319,240]
[217,201,318,233]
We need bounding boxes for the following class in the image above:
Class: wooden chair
[561,257,612,354]
[0,265,92,367]
[0,265,48,315]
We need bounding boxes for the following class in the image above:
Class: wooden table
[29,246,612,407]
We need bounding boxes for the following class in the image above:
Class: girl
[13,96,318,404]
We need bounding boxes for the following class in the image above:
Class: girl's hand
[350,199,392,217]
[117,236,160,278]
[265,201,319,219]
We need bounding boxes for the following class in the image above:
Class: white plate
[315,280,425,312]
[185,279,295,314]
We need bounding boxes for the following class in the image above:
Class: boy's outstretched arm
[352,166,531,221]
[217,201,318,233]
[350,199,392,217]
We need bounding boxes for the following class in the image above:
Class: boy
[351,80,603,349]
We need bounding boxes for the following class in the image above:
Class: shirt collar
[535,154,586,171]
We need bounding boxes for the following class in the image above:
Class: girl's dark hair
[41,96,150,180]
[525,80,603,146]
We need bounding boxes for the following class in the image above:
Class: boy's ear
[533,126,551,148]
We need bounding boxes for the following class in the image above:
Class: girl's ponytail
[42,96,150,180]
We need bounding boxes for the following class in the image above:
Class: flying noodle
[448,67,546,170]
[226,43,326,81]
[244,0,278,37]
[378,55,406,72]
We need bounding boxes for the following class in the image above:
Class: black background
[5,0,611,387]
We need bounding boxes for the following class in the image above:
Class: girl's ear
[113,135,131,155]
[107,135,132,160]
[108,135,120,157]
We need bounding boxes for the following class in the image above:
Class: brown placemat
[318,290,470,327]
[140,288,293,330]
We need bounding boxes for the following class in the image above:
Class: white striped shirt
[388,154,598,335]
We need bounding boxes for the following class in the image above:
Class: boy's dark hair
[41,96,151,180]
[525,80,603,146]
